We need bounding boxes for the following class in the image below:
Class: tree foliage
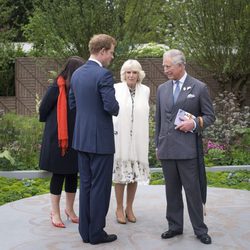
[23,0,166,59]
[165,0,250,104]
[0,0,34,42]
[1,0,249,104]
[0,43,26,96]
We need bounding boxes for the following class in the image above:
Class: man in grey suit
[155,49,215,244]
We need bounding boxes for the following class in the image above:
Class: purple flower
[207,140,225,151]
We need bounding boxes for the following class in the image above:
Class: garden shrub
[0,150,15,170]
[0,92,249,171]
[0,43,27,96]
[150,171,250,190]
[129,43,168,58]
[230,148,250,165]
[0,177,50,205]
[0,113,43,170]
[204,91,250,166]
[149,105,161,168]
[206,170,250,190]
[204,91,250,146]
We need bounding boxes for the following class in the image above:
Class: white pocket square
[187,93,195,98]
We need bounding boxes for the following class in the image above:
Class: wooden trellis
[0,57,222,115]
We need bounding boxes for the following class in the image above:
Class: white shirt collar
[89,57,102,67]
[174,71,187,85]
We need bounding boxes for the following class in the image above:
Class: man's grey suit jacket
[155,74,215,160]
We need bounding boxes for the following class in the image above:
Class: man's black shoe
[91,234,117,245]
[161,230,183,239]
[197,233,212,244]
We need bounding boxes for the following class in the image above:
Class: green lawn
[150,170,250,191]
[0,170,249,206]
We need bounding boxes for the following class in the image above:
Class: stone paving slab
[0,186,249,250]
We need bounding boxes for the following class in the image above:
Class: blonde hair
[120,59,145,83]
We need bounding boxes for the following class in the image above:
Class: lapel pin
[183,87,186,91]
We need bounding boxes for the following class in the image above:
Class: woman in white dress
[113,59,150,224]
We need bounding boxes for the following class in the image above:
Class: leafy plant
[0,177,50,206]
[230,149,250,165]
[129,43,168,58]
[0,43,27,96]
[207,170,250,190]
[204,91,250,146]
[203,91,250,166]
[0,170,249,206]
[150,171,250,191]
[0,109,249,171]
[204,148,229,167]
[149,171,165,185]
[149,105,161,168]
[0,150,15,170]
[0,113,43,170]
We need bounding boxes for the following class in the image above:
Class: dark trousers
[161,159,208,236]
[50,173,78,195]
[77,151,114,243]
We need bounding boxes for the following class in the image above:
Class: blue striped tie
[173,80,180,104]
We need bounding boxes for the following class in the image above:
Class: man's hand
[175,117,195,132]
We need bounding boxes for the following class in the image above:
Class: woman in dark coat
[39,56,84,228]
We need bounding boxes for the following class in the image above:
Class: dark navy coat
[69,60,119,154]
[39,82,78,174]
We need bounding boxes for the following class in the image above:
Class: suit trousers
[161,159,208,236]
[77,151,114,243]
